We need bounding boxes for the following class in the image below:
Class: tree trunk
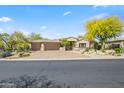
[101,41,105,52]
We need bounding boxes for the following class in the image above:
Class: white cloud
[63,11,71,16]
[40,25,48,30]
[0,17,13,22]
[93,5,108,8]
[92,13,109,19]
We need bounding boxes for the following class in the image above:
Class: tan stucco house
[30,37,93,51]
[30,40,61,51]
[106,39,124,49]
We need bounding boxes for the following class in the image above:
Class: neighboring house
[106,39,124,49]
[30,40,61,51]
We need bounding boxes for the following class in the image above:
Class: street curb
[0,57,124,61]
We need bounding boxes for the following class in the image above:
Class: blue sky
[0,5,124,39]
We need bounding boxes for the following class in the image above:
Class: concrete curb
[0,57,124,61]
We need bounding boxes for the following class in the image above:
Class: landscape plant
[60,38,71,50]
[0,32,31,58]
[29,33,43,40]
[114,48,122,56]
[84,16,123,51]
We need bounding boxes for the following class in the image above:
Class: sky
[0,5,124,39]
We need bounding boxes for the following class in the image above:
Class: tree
[84,16,123,50]
[15,42,30,53]
[9,31,29,50]
[29,33,42,40]
[60,38,71,47]
[11,31,28,42]
[2,33,10,39]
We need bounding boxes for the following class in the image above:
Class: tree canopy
[84,16,123,50]
[60,38,71,47]
[29,33,42,40]
[11,31,28,42]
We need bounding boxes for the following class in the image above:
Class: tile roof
[30,40,60,43]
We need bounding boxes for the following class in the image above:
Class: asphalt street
[0,59,124,87]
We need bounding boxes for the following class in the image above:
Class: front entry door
[40,43,45,51]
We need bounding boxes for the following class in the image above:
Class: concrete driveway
[18,51,88,59]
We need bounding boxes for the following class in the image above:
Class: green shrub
[4,47,12,52]
[114,48,122,56]
[114,48,122,54]
[16,42,30,53]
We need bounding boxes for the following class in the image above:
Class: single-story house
[30,37,93,51]
[30,40,61,51]
[106,39,124,49]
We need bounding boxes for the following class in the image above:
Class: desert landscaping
[0,16,124,60]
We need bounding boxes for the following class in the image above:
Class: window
[79,43,86,48]
[111,44,120,49]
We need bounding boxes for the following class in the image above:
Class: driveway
[0,59,124,87]
[18,51,88,59]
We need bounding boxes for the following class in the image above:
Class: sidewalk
[1,55,124,61]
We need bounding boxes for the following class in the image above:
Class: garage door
[31,42,41,51]
[44,42,60,50]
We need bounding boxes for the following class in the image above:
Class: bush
[0,51,12,58]
[4,47,12,52]
[114,48,122,54]
[114,48,122,56]
[16,42,30,53]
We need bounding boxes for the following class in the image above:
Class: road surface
[0,59,124,87]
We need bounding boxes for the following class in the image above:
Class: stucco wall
[75,40,91,48]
